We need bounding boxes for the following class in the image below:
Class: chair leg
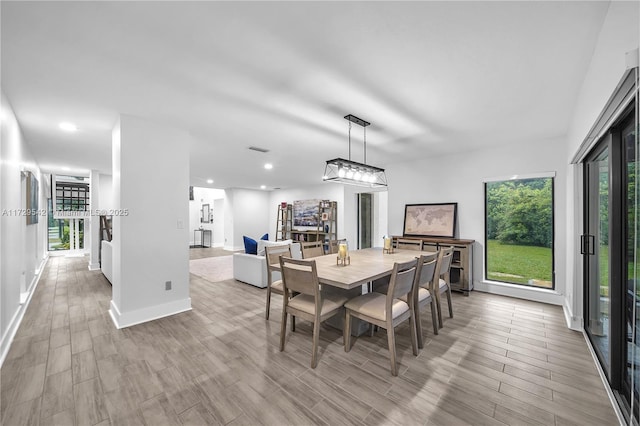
[436,291,444,329]
[430,300,439,335]
[265,287,272,320]
[344,311,352,352]
[409,311,418,356]
[311,317,320,368]
[416,306,424,349]
[291,316,296,332]
[387,325,398,376]
[279,308,287,351]
[446,286,454,318]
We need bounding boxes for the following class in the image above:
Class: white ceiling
[1,1,610,190]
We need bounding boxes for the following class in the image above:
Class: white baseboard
[563,297,583,331]
[0,254,49,368]
[88,262,101,271]
[475,280,564,306]
[109,297,192,329]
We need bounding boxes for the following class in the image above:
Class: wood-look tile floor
[1,256,619,426]
[189,247,237,260]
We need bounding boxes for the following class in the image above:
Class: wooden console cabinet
[392,236,475,295]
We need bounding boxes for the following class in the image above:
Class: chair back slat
[328,239,347,255]
[438,247,454,277]
[416,252,439,289]
[388,258,418,300]
[396,238,422,251]
[280,257,319,297]
[301,241,325,259]
[265,244,292,267]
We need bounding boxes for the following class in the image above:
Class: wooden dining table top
[280,247,426,290]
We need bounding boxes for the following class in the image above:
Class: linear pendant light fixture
[323,114,388,188]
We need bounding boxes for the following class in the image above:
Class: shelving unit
[99,215,112,267]
[392,236,474,295]
[291,201,337,252]
[275,204,293,241]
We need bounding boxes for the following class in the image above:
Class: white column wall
[0,91,48,365]
[109,114,191,329]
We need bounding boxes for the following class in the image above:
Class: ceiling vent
[248,146,269,153]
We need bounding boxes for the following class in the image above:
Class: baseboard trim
[109,297,192,329]
[0,254,49,368]
[475,280,564,306]
[563,297,583,331]
[88,262,101,271]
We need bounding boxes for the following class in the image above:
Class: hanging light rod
[322,114,388,188]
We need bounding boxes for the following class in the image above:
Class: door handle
[581,235,596,255]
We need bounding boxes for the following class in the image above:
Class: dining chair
[371,254,438,346]
[327,239,346,255]
[279,257,348,368]
[344,258,419,376]
[301,240,325,258]
[264,244,292,321]
[412,252,440,348]
[396,238,422,251]
[435,246,455,328]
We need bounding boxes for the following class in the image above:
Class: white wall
[188,187,224,246]
[564,1,640,329]
[109,114,191,329]
[213,198,224,247]
[0,91,48,365]
[99,173,114,210]
[224,188,270,250]
[387,136,568,306]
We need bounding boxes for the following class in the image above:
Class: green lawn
[486,239,552,287]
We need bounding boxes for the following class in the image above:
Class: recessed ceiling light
[264,163,273,170]
[59,122,78,132]
[260,185,266,190]
[206,179,214,184]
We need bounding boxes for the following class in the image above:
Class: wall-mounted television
[403,203,457,238]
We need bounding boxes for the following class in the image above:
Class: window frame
[483,172,556,290]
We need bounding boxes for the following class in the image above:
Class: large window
[484,176,554,289]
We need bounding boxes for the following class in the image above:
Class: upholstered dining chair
[279,257,348,368]
[435,246,455,328]
[264,244,292,321]
[301,240,325,259]
[396,238,422,251]
[412,252,440,348]
[344,258,419,376]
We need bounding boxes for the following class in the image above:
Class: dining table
[277,247,430,335]
[304,247,427,290]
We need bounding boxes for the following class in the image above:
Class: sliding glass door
[623,116,639,417]
[584,143,611,372]
[584,106,638,421]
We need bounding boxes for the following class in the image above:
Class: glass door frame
[583,104,637,421]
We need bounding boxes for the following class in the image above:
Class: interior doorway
[357,193,373,249]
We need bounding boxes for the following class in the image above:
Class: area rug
[189,255,234,283]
